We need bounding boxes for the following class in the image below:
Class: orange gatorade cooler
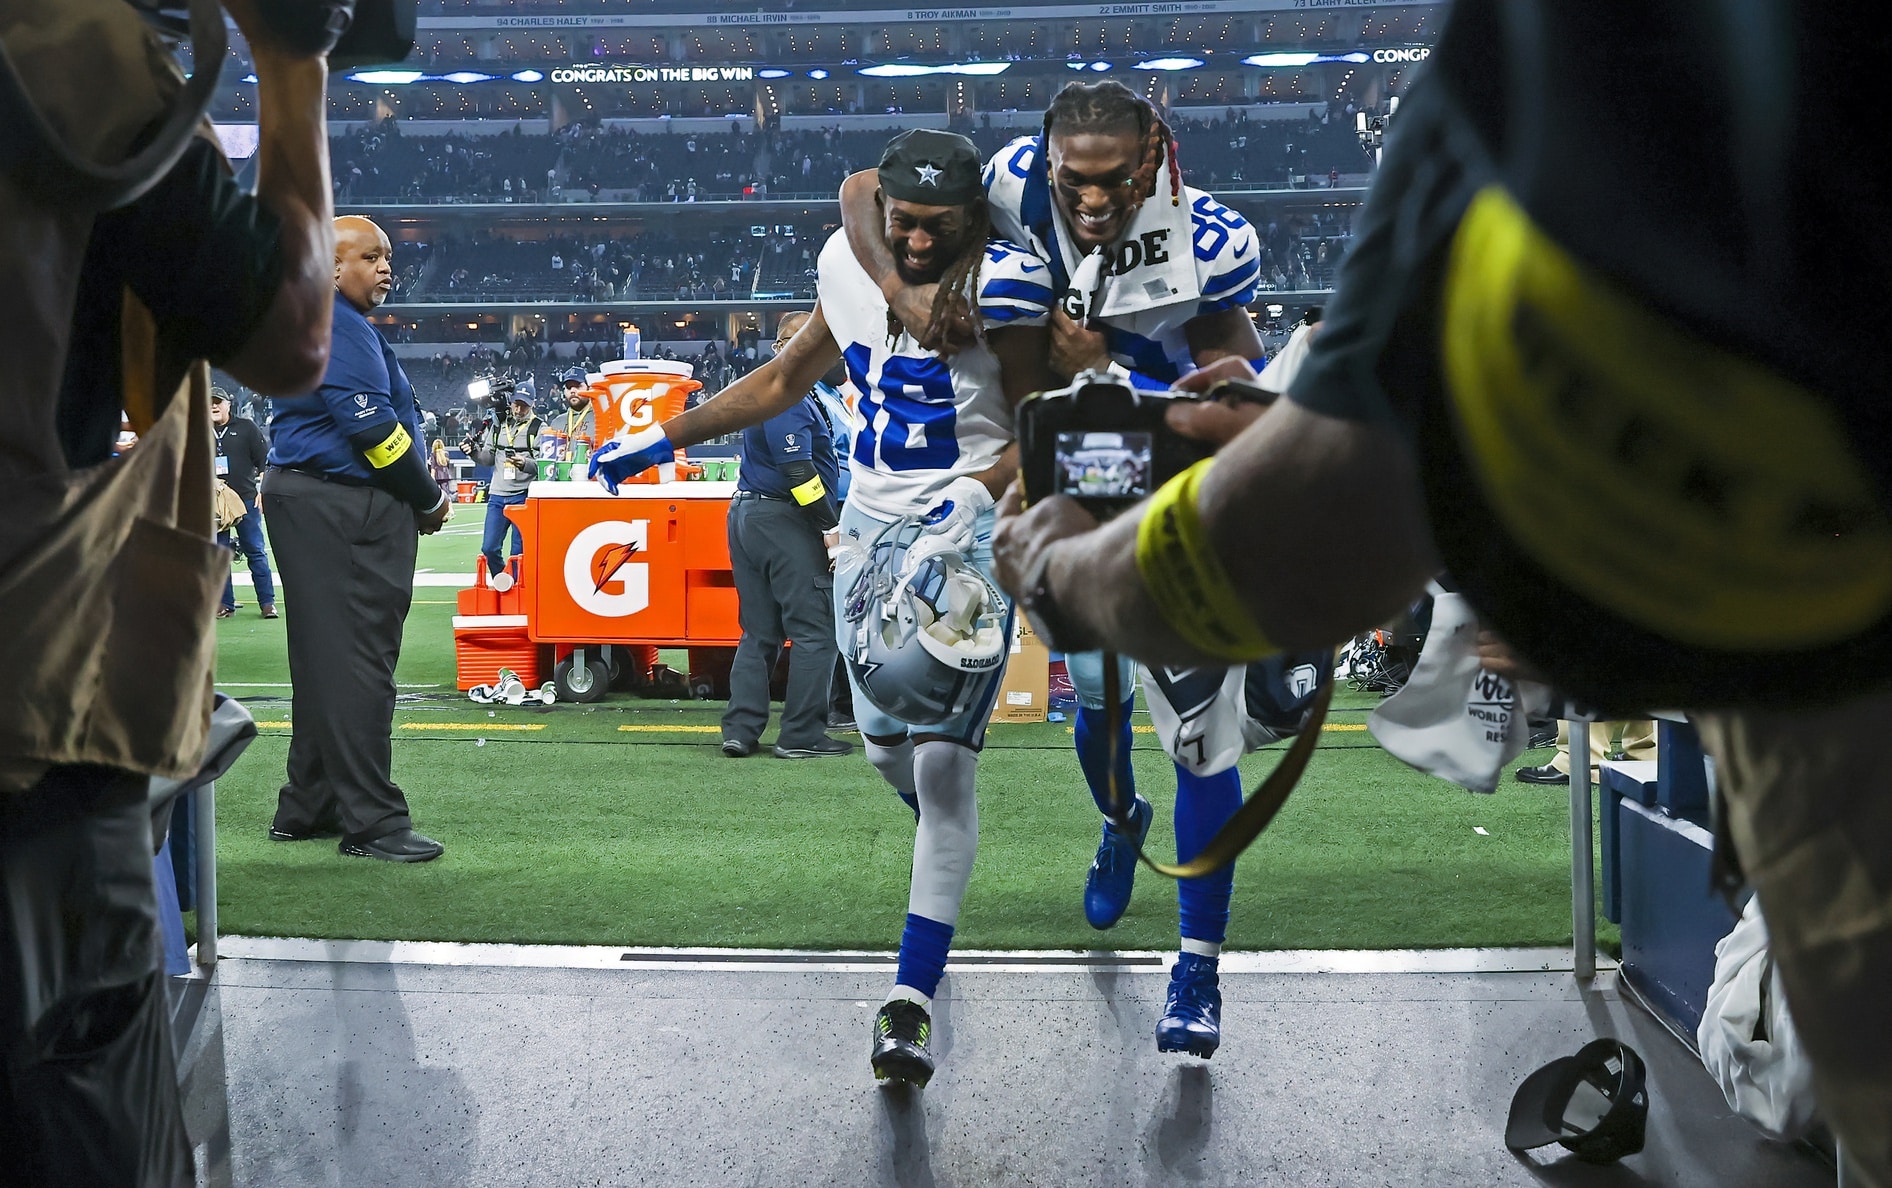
[588,360,702,485]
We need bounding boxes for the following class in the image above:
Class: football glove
[588,425,673,494]
[920,476,995,552]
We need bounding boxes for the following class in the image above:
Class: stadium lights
[1132,58,1204,71]
[441,72,495,84]
[511,69,544,83]
[856,62,1010,78]
[807,69,829,79]
[1242,52,1320,68]
[758,68,791,78]
[349,69,426,85]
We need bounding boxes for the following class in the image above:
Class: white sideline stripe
[233,574,475,587]
[212,937,1604,976]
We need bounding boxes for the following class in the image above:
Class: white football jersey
[982,135,1261,384]
[816,229,1053,518]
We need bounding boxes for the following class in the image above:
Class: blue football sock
[1174,761,1241,947]
[894,912,956,999]
[1074,698,1137,820]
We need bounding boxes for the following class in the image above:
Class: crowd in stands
[332,124,562,203]
[416,230,756,301]
[333,109,1368,206]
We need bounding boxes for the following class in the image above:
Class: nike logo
[1020,262,1046,273]
[1233,240,1252,259]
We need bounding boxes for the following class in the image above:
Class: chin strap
[1099,649,1332,879]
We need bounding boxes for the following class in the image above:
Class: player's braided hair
[1039,81,1181,207]
[886,196,992,345]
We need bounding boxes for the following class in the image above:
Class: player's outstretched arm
[1183,306,1266,371]
[960,324,1060,498]
[591,304,844,493]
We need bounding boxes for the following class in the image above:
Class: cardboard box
[990,621,1050,724]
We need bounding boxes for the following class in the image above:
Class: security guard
[721,311,851,759]
[263,215,451,862]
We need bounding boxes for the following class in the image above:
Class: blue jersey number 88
[844,345,960,473]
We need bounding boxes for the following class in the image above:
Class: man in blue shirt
[263,215,452,863]
[720,310,850,760]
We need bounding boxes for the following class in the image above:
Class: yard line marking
[1062,722,1371,735]
[233,574,475,587]
[398,722,546,732]
[214,937,1607,977]
[618,724,720,734]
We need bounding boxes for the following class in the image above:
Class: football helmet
[838,517,1009,725]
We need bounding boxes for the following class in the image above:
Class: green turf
[213,543,1619,952]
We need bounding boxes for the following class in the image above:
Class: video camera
[131,0,415,68]
[1015,371,1271,519]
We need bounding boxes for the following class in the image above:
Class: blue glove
[588,425,674,494]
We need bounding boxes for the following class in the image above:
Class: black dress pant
[721,494,836,748]
[0,765,194,1187]
[261,468,418,843]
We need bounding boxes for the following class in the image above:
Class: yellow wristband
[1135,458,1276,661]
[789,473,828,506]
[364,423,413,470]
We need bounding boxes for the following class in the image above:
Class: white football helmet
[838,516,1010,725]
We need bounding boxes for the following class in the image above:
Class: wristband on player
[1134,458,1277,661]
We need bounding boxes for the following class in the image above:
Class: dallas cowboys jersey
[816,229,1053,518]
[981,135,1261,384]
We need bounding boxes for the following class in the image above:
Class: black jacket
[215,416,269,501]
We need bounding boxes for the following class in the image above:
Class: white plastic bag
[1367,590,1550,794]
[1697,897,1818,1141]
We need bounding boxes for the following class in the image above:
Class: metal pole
[1569,719,1595,979]
[194,781,218,969]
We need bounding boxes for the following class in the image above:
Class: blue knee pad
[1174,762,1241,946]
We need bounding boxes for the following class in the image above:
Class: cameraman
[0,0,338,1181]
[468,384,541,591]
[995,3,1892,1181]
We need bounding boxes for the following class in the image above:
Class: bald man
[262,216,450,862]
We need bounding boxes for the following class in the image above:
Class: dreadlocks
[886,197,993,346]
[1039,80,1182,207]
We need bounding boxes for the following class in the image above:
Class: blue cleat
[1156,952,1222,1058]
[1083,794,1152,930]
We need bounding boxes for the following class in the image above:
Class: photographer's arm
[995,386,1437,665]
[216,9,334,395]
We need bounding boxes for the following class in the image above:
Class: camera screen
[1054,431,1153,500]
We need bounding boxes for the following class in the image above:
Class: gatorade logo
[619,383,668,431]
[565,520,649,617]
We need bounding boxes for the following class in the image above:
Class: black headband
[877,128,983,206]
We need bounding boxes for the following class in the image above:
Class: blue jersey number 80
[844,344,959,473]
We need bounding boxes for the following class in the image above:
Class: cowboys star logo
[915,163,942,187]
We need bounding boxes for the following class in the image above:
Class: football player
[590,129,1061,1087]
[839,81,1280,1059]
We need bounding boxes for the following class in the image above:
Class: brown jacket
[0,0,227,785]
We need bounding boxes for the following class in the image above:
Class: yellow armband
[789,473,828,506]
[364,423,413,470]
[1134,458,1276,661]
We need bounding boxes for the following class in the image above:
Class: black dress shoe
[826,710,857,732]
[773,735,854,759]
[339,828,444,863]
[1515,763,1570,786]
[721,738,758,758]
[269,823,341,842]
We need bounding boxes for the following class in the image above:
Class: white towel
[1055,150,1198,324]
